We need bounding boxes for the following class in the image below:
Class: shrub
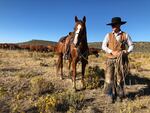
[30,77,54,95]
[0,86,7,97]
[16,70,43,78]
[130,62,142,71]
[85,65,104,89]
[35,91,84,113]
[35,94,57,113]
[56,91,84,112]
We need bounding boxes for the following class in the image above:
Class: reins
[114,51,129,90]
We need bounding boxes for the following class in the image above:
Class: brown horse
[89,47,101,57]
[55,16,89,91]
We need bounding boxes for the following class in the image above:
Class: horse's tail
[56,53,63,75]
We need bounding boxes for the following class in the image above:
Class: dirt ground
[0,49,150,113]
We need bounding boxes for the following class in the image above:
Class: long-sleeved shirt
[102,31,134,54]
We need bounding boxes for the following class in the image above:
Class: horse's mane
[81,25,88,49]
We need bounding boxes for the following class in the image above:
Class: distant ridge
[18,39,57,46]
[17,40,150,52]
[88,42,150,53]
[88,42,102,49]
[133,42,150,52]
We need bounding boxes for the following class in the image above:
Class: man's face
[112,24,121,32]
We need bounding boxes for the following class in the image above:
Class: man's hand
[122,50,129,55]
[111,51,121,57]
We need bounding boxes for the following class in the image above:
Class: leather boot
[104,83,114,103]
[116,83,125,102]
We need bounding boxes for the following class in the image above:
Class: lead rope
[115,51,129,94]
[77,47,89,62]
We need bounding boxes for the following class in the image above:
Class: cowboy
[102,17,134,103]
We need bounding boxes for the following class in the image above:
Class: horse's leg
[56,54,60,76]
[68,59,71,70]
[72,59,77,91]
[81,60,87,89]
[68,59,72,78]
[60,53,64,79]
[56,53,63,79]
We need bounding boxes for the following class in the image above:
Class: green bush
[85,65,104,89]
[130,62,142,71]
[30,77,54,95]
[35,91,84,113]
[35,94,57,113]
[0,86,7,97]
[56,91,84,112]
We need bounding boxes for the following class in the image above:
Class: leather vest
[106,32,127,58]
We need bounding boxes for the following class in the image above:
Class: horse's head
[73,16,87,47]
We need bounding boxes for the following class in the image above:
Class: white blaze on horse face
[73,24,82,45]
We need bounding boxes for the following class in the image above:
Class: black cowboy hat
[107,17,126,26]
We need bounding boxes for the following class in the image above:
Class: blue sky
[0,0,150,43]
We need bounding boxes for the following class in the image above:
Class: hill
[88,42,102,48]
[133,42,150,52]
[18,40,102,48]
[88,42,150,53]
[18,39,57,46]
[17,40,150,52]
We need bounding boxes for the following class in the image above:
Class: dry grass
[0,49,150,113]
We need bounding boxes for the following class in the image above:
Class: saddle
[59,35,68,42]
[63,32,74,60]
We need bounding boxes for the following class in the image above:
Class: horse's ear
[69,32,72,35]
[83,16,86,23]
[75,16,78,22]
